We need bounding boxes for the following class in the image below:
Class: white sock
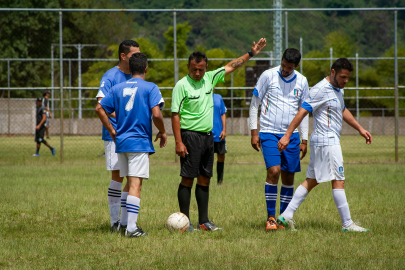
[282,185,308,220]
[120,192,129,226]
[127,195,140,232]
[108,180,122,226]
[333,189,353,227]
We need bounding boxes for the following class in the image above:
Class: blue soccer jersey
[212,93,227,142]
[99,78,164,154]
[96,66,132,141]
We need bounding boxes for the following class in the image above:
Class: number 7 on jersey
[123,87,138,111]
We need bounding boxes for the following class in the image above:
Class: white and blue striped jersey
[252,66,309,140]
[301,78,346,146]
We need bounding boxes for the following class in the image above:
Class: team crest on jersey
[294,89,299,96]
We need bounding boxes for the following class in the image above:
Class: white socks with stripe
[333,189,353,227]
[126,195,140,232]
[108,180,122,226]
[282,185,308,220]
[120,192,129,226]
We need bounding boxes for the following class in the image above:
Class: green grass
[0,135,404,166]
[1,162,405,269]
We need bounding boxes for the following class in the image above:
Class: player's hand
[36,125,40,130]
[50,114,53,119]
[154,132,167,148]
[251,38,267,56]
[175,142,188,158]
[359,128,372,145]
[300,141,308,160]
[277,135,290,152]
[251,134,261,152]
[219,130,226,141]
[109,128,117,142]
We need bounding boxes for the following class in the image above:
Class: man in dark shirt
[33,97,56,157]
[43,91,52,139]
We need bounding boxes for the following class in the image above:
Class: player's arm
[152,105,167,148]
[37,113,46,130]
[278,107,309,152]
[172,113,188,158]
[249,95,261,151]
[343,108,372,145]
[97,97,116,118]
[219,113,226,141]
[45,105,52,118]
[95,103,116,141]
[298,81,309,159]
[224,38,266,76]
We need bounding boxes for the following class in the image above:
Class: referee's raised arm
[224,38,267,75]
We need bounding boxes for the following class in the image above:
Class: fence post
[356,53,359,122]
[77,44,82,119]
[69,59,72,136]
[330,47,333,68]
[51,45,54,116]
[59,11,64,163]
[300,37,303,74]
[231,73,234,135]
[173,10,178,163]
[394,9,399,162]
[285,11,288,49]
[7,60,10,136]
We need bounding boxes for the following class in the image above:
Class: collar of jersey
[328,83,341,92]
[277,70,297,83]
[187,74,203,86]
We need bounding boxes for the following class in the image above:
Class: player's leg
[260,133,282,231]
[124,152,149,237]
[45,126,50,139]
[279,132,301,215]
[105,141,124,232]
[216,153,225,185]
[42,140,55,155]
[120,180,130,232]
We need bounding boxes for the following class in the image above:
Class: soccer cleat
[342,222,371,232]
[125,227,148,238]
[120,224,127,235]
[199,221,223,231]
[276,214,296,231]
[266,217,278,232]
[51,147,56,156]
[110,221,121,233]
[32,153,39,157]
[188,223,197,232]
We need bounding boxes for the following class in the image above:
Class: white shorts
[118,152,149,179]
[104,141,119,171]
[306,144,345,183]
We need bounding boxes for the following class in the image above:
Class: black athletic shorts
[35,126,46,143]
[214,141,227,155]
[180,129,214,178]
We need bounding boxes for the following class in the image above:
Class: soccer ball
[166,212,190,233]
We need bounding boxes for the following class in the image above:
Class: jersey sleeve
[149,85,165,110]
[302,86,325,113]
[207,67,226,87]
[96,78,113,99]
[253,72,269,100]
[171,83,186,113]
[99,90,115,115]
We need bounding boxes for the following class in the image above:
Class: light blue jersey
[212,94,227,142]
[100,78,164,154]
[96,66,132,141]
[301,78,346,146]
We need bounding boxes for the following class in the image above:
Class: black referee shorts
[35,127,46,143]
[180,129,214,178]
[214,141,227,155]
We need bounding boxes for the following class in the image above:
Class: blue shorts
[259,132,301,173]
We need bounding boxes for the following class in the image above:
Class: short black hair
[282,48,301,67]
[118,40,140,61]
[188,51,208,65]
[129,53,148,75]
[43,91,50,97]
[331,58,354,74]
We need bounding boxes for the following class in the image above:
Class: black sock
[217,161,224,184]
[36,147,40,154]
[47,145,53,150]
[177,184,192,219]
[195,184,209,224]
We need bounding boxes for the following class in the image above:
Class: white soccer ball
[166,212,190,233]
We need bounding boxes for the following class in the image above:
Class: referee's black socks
[217,161,224,185]
[178,184,192,219]
[195,184,209,224]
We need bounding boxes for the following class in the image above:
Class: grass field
[0,135,404,165]
[1,158,405,268]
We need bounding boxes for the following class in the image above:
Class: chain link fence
[0,8,404,165]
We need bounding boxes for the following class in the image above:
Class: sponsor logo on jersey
[338,166,344,175]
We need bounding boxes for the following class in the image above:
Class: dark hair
[118,40,140,61]
[282,48,301,67]
[188,51,208,65]
[43,91,50,97]
[331,58,354,74]
[129,53,148,75]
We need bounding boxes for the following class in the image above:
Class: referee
[171,38,266,231]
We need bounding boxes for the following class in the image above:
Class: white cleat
[342,222,371,232]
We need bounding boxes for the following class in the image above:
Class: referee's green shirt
[171,67,226,132]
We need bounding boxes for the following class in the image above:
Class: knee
[217,154,225,162]
[181,177,194,187]
[332,180,345,189]
[266,167,280,184]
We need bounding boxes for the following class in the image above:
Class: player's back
[103,78,163,154]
